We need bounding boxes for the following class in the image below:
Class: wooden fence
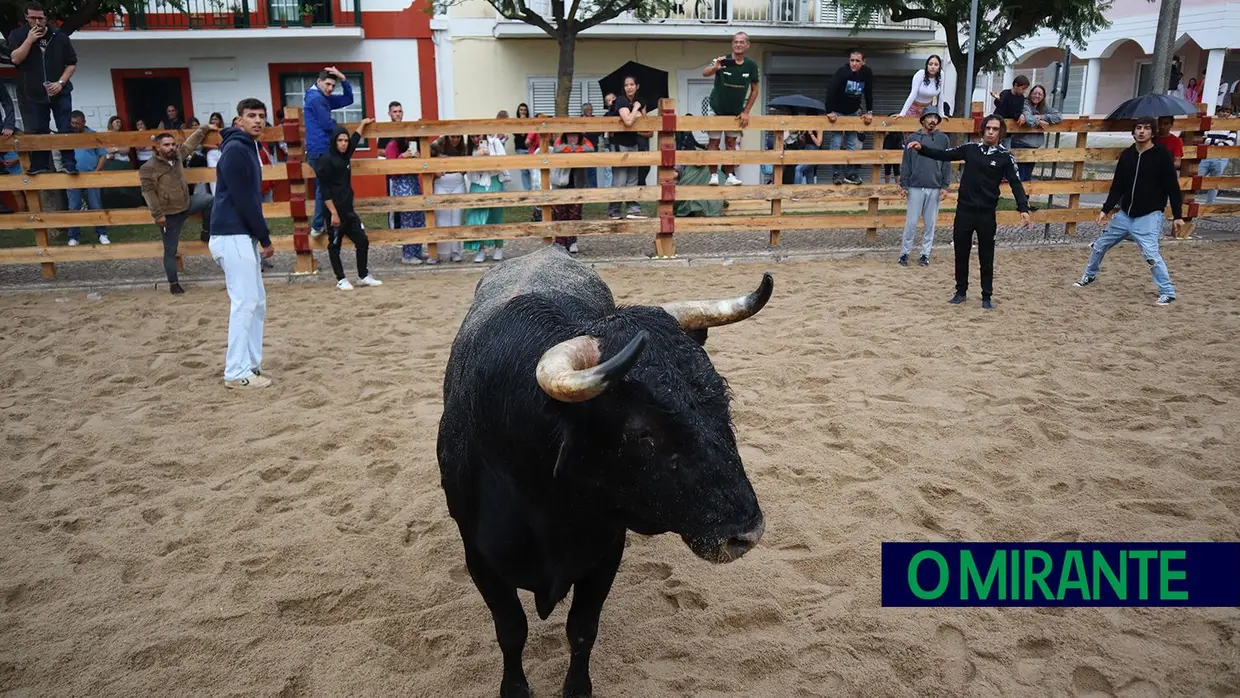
[1,101,1238,279]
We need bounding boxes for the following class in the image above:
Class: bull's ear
[687,328,709,346]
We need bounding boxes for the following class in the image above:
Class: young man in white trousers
[208,98,275,389]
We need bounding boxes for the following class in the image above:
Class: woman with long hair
[105,116,130,165]
[463,132,508,262]
[429,133,469,263]
[899,55,944,119]
[513,102,536,193]
[133,118,154,166]
[1012,83,1063,182]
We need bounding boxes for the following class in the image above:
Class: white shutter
[528,77,603,116]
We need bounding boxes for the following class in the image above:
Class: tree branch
[577,0,642,32]
[58,0,104,35]
[489,0,559,36]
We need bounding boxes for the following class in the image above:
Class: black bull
[437,246,773,698]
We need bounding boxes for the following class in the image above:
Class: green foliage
[1,0,184,37]
[839,0,1110,67]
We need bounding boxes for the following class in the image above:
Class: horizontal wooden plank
[6,126,287,151]
[7,116,1236,154]
[0,202,290,231]
[0,165,288,192]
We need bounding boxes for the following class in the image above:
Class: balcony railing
[518,0,932,29]
[82,0,361,31]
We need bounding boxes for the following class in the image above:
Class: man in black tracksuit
[314,119,383,291]
[908,114,1031,309]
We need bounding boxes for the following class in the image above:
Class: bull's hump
[459,247,616,335]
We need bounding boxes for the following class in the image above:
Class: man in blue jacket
[304,66,354,235]
[209,98,274,390]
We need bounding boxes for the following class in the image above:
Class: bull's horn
[536,332,648,403]
[659,273,774,331]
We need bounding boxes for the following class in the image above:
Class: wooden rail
[1,108,1237,278]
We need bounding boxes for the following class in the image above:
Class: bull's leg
[464,544,531,698]
[562,534,625,698]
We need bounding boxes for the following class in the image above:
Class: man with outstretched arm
[907,114,1031,310]
[701,31,759,186]
[1073,116,1183,306]
[209,98,274,390]
[141,120,218,295]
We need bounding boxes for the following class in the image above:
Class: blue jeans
[795,144,819,184]
[901,187,940,257]
[66,187,106,241]
[1085,210,1175,296]
[1010,142,1036,182]
[17,94,77,173]
[309,153,327,231]
[586,166,598,188]
[516,149,534,191]
[1198,158,1227,203]
[830,110,860,179]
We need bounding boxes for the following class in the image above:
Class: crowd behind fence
[0,100,1238,280]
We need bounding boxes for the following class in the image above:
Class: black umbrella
[1105,93,1200,120]
[767,94,826,113]
[599,61,669,111]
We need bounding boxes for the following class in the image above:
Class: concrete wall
[63,37,422,131]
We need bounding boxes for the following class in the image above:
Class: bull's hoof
[562,675,592,697]
[500,679,532,698]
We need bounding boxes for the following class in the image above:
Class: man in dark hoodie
[907,114,1031,310]
[314,118,383,291]
[1073,116,1183,306]
[824,49,875,185]
[991,75,1028,147]
[898,108,952,267]
[209,98,274,390]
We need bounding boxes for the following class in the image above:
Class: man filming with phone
[702,31,759,186]
[6,2,78,175]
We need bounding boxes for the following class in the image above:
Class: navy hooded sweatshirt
[210,127,271,248]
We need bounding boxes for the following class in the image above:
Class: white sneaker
[450,252,462,263]
[67,239,79,246]
[473,249,486,263]
[400,257,423,265]
[709,173,720,186]
[425,256,439,265]
[356,275,383,287]
[225,373,272,390]
[568,242,579,254]
[725,174,743,186]
[492,248,503,261]
[99,234,111,245]
[311,228,324,237]
[336,278,354,291]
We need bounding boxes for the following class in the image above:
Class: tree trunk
[1147,0,1181,96]
[555,32,577,116]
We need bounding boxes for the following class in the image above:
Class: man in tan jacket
[141,122,217,294]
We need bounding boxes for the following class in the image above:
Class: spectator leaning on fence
[209,98,274,391]
[898,108,951,268]
[65,111,108,246]
[1198,104,1235,203]
[824,49,875,186]
[303,66,354,236]
[7,1,78,175]
[141,120,217,295]
[702,31,759,187]
[1012,84,1063,183]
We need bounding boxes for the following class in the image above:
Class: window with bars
[527,77,604,117]
[279,71,366,125]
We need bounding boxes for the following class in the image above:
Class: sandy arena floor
[2,243,1239,697]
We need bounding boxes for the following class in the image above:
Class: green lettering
[909,551,949,600]
[1057,550,1090,601]
[961,551,1006,600]
[1023,550,1054,600]
[1092,550,1127,600]
[1011,549,1020,599]
[1130,550,1158,600]
[1159,550,1188,601]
